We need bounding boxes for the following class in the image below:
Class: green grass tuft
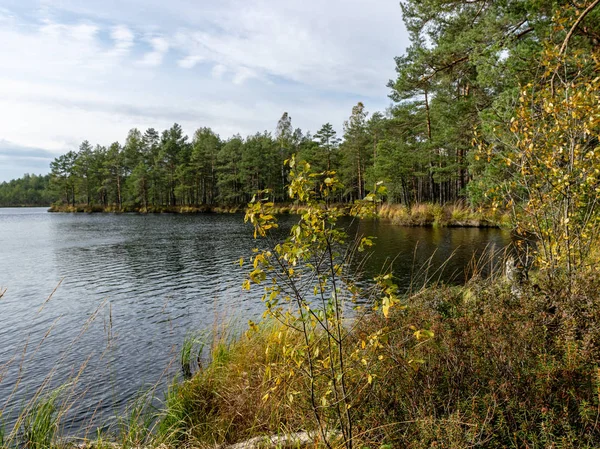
[20,388,62,449]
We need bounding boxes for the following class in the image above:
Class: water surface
[0,208,509,432]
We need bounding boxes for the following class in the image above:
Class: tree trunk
[116,173,122,209]
[357,150,363,199]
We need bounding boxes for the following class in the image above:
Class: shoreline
[46,203,507,228]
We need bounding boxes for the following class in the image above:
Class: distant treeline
[0,174,53,207]
[10,103,474,210]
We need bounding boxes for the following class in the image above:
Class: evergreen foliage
[0,174,52,207]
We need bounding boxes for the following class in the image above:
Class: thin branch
[559,0,600,55]
[423,55,469,81]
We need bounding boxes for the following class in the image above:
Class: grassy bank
[377,203,508,227]
[146,270,600,448]
[47,202,507,227]
[2,268,600,448]
[46,204,239,214]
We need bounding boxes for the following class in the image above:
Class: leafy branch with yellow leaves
[242,156,431,449]
[476,3,600,287]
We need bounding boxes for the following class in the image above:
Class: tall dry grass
[150,257,600,448]
[48,202,508,229]
[0,287,174,449]
[378,202,506,227]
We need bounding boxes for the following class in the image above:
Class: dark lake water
[0,208,509,434]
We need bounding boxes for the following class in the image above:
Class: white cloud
[111,25,135,55]
[0,0,409,181]
[139,36,169,66]
[178,55,203,69]
[0,20,122,86]
[232,67,257,85]
[39,21,99,42]
[162,0,406,94]
[211,64,227,79]
[0,7,17,24]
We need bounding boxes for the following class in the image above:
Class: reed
[0,290,125,449]
[20,388,62,449]
[180,332,207,380]
[377,202,505,227]
[48,201,506,228]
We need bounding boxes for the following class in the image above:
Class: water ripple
[0,208,509,433]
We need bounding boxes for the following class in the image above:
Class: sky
[0,0,409,182]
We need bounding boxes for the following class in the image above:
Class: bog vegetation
[1,0,600,448]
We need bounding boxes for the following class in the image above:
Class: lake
[0,207,509,434]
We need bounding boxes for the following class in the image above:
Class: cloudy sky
[0,0,409,182]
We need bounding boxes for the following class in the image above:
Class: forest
[0,174,52,207]
[2,104,471,210]
[3,1,596,211]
